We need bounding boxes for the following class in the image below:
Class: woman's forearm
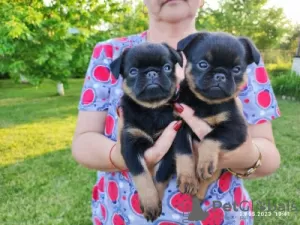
[218,137,281,179]
[71,132,126,172]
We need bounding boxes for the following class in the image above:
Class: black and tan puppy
[110,42,183,222]
[175,31,261,200]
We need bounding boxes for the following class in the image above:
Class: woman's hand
[173,103,212,163]
[174,98,263,174]
[111,107,182,171]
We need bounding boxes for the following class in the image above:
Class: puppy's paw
[175,154,198,195]
[196,140,220,180]
[196,158,218,180]
[132,172,162,222]
[140,199,162,222]
[177,174,199,195]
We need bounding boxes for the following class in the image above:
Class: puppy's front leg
[153,144,175,201]
[196,169,222,201]
[196,119,247,180]
[121,127,161,222]
[173,124,199,195]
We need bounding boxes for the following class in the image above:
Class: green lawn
[0,79,299,225]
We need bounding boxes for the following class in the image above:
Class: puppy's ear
[162,43,183,67]
[110,49,128,79]
[238,37,261,65]
[177,32,208,52]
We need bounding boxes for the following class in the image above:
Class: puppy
[110,42,183,222]
[175,31,261,200]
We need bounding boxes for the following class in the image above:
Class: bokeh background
[1,0,300,224]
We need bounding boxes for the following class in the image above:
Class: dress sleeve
[78,41,115,111]
[238,56,281,125]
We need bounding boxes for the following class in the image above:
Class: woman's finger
[174,103,212,139]
[144,120,180,165]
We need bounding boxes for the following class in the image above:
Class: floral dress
[78,31,281,225]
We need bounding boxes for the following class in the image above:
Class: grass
[0,79,95,225]
[0,79,300,225]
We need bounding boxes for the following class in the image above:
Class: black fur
[110,42,182,222]
[176,31,261,180]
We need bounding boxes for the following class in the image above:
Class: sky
[206,0,300,24]
[266,0,300,24]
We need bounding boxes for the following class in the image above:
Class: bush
[0,72,10,79]
[271,71,300,100]
[0,0,122,86]
[266,63,292,77]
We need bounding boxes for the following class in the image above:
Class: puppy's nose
[146,71,158,79]
[214,73,226,82]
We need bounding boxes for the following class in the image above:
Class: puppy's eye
[198,60,209,69]
[163,64,172,72]
[232,66,241,74]
[129,68,138,76]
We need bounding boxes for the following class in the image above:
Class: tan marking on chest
[153,130,163,140]
[126,127,154,143]
[202,111,229,126]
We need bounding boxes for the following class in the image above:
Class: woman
[72,0,281,224]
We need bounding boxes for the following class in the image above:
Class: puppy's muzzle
[213,73,226,83]
[147,71,158,80]
[146,71,160,88]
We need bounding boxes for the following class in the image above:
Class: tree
[280,24,300,53]
[111,1,148,37]
[0,0,122,95]
[196,0,292,50]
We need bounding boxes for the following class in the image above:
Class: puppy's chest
[178,87,233,127]
[125,105,174,139]
[147,109,174,140]
[194,105,230,127]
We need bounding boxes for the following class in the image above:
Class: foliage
[271,72,300,99]
[0,0,298,85]
[266,63,292,77]
[260,49,294,65]
[0,72,10,79]
[111,1,148,38]
[197,0,292,49]
[280,23,300,52]
[0,0,123,85]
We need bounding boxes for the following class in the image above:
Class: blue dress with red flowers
[78,31,280,225]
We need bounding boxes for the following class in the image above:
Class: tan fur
[196,139,221,180]
[126,127,153,144]
[176,154,199,195]
[173,110,180,118]
[152,162,170,201]
[203,111,229,126]
[123,80,176,109]
[206,51,213,61]
[153,130,163,140]
[155,181,169,201]
[132,157,161,217]
[196,169,222,200]
[234,57,240,64]
[185,62,246,104]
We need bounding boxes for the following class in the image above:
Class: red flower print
[105,115,115,136]
[93,66,111,83]
[82,88,95,105]
[257,90,272,109]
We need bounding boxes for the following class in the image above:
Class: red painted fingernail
[173,120,183,131]
[174,103,184,113]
